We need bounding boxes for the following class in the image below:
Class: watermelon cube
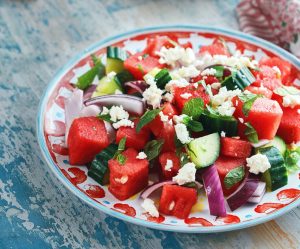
[221,137,252,158]
[156,122,176,152]
[277,107,300,144]
[108,148,149,200]
[67,117,109,165]
[159,152,180,180]
[159,185,197,219]
[199,38,230,56]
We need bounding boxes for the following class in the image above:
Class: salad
[64,35,300,219]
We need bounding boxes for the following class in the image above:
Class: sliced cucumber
[187,133,220,168]
[155,69,172,89]
[115,70,134,86]
[262,136,286,156]
[92,75,122,97]
[222,66,255,90]
[88,144,118,185]
[144,67,161,79]
[200,111,238,137]
[106,46,127,74]
[258,146,288,191]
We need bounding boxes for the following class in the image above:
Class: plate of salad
[37,25,300,233]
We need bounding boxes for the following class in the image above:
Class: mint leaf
[182,98,204,119]
[273,86,300,96]
[97,113,112,122]
[136,108,162,133]
[144,139,165,161]
[285,146,300,173]
[183,118,203,132]
[118,137,127,152]
[224,165,245,189]
[238,92,260,117]
[117,153,127,165]
[244,122,259,143]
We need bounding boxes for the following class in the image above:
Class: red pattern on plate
[146,214,166,223]
[62,167,87,185]
[112,203,136,217]
[85,184,105,198]
[216,215,241,224]
[184,217,213,226]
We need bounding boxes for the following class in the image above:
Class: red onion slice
[65,88,83,142]
[79,105,100,117]
[251,139,270,148]
[124,81,147,94]
[85,94,145,115]
[252,182,266,197]
[227,172,260,211]
[83,85,97,101]
[202,165,227,217]
[104,121,116,143]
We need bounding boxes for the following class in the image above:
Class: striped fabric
[236,0,300,57]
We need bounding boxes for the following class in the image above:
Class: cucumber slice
[144,68,161,79]
[92,75,122,97]
[106,58,124,74]
[155,69,172,89]
[258,146,288,191]
[200,111,238,137]
[263,136,286,156]
[222,66,255,90]
[115,70,134,86]
[187,133,220,168]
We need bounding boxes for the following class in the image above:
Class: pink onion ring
[124,81,147,94]
[251,139,270,148]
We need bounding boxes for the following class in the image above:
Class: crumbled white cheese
[298,109,300,115]
[238,117,244,123]
[177,65,200,78]
[282,94,300,108]
[101,106,110,115]
[217,100,236,116]
[201,68,217,76]
[211,87,241,106]
[112,119,134,129]
[109,106,129,122]
[138,55,143,61]
[173,114,188,124]
[246,154,271,175]
[157,46,196,67]
[174,123,193,144]
[180,92,192,99]
[272,66,281,77]
[159,111,169,122]
[169,201,175,211]
[165,78,189,92]
[165,159,173,171]
[163,92,174,102]
[193,83,199,88]
[144,74,156,86]
[114,89,123,94]
[211,82,221,90]
[114,175,128,184]
[173,162,196,185]
[136,151,147,159]
[141,198,159,217]
[142,84,163,109]
[220,131,226,137]
[107,71,117,81]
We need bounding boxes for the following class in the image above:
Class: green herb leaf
[97,113,112,122]
[118,137,127,152]
[137,64,144,74]
[142,53,149,58]
[273,86,300,96]
[224,165,245,189]
[117,153,127,165]
[238,92,260,117]
[182,98,204,119]
[178,152,190,166]
[136,108,162,133]
[199,80,213,97]
[144,139,165,161]
[284,145,300,173]
[211,65,224,78]
[76,56,105,90]
[244,122,259,143]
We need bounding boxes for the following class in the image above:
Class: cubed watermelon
[199,38,230,56]
[159,184,197,219]
[156,121,176,152]
[67,117,109,165]
[108,148,149,200]
[116,119,150,150]
[221,137,252,158]
[143,36,175,57]
[245,85,273,99]
[215,156,246,196]
[234,97,283,140]
[252,66,282,91]
[159,152,180,180]
[277,107,300,144]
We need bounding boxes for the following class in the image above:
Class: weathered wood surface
[0,0,299,248]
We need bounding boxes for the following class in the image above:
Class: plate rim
[36,25,300,233]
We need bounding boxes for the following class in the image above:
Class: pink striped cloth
[236,0,300,57]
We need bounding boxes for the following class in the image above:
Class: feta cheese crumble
[173,114,188,124]
[107,71,117,81]
[211,82,221,90]
[174,123,193,144]
[141,198,159,217]
[112,119,134,129]
[142,84,163,109]
[177,65,200,78]
[136,152,147,159]
[114,175,128,184]
[165,78,189,92]
[282,94,300,108]
[163,92,174,102]
[217,101,236,116]
[101,106,110,115]
[109,106,129,122]
[180,93,192,99]
[173,162,196,185]
[201,68,217,76]
[220,131,226,137]
[211,87,242,106]
[157,46,196,67]
[159,111,169,122]
[165,159,173,171]
[246,154,271,175]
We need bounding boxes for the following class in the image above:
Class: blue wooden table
[1,0,299,248]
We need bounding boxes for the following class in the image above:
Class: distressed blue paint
[1,0,300,248]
